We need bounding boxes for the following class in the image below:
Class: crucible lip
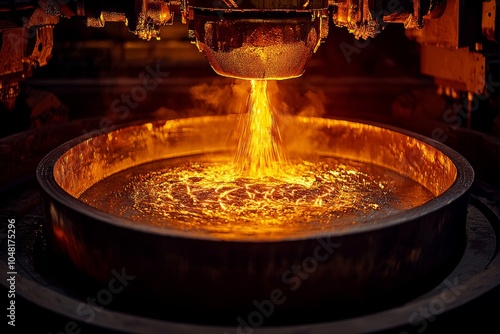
[36,115,474,243]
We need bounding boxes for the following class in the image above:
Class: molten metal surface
[79,155,434,240]
[78,80,434,240]
[37,81,472,312]
[53,81,458,242]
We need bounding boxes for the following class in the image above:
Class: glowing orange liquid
[78,81,435,240]
[234,80,287,177]
[80,155,434,240]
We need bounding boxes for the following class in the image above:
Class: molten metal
[80,155,434,240]
[38,94,471,312]
[234,80,287,178]
[79,80,435,240]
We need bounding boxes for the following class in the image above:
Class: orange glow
[234,80,287,178]
[79,82,436,240]
[80,154,436,240]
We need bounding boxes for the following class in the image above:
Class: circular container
[36,115,474,321]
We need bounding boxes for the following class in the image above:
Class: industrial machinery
[1,1,500,333]
[1,1,499,101]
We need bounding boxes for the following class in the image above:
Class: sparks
[234,80,287,178]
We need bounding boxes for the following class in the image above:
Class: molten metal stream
[79,80,435,240]
[235,80,287,178]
